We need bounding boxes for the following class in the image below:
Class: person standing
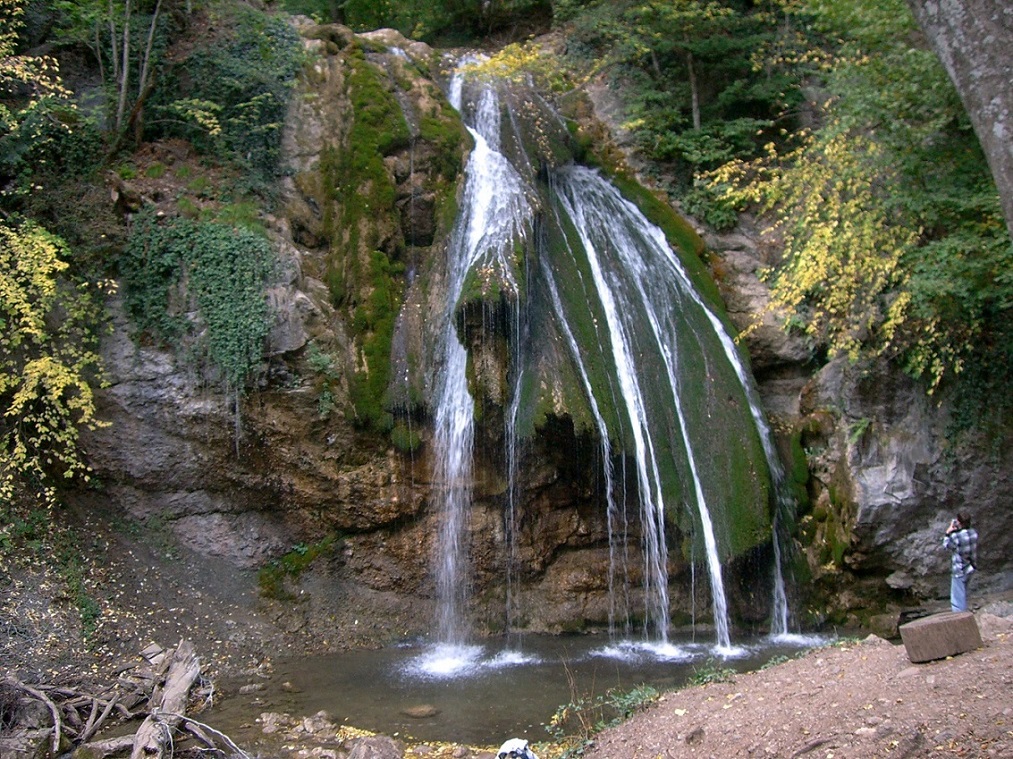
[943,511,978,612]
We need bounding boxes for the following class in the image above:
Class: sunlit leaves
[708,0,1011,399]
[1,0,74,191]
[0,221,108,507]
[466,41,574,93]
[715,126,916,361]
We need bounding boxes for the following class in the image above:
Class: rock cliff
[77,21,1012,649]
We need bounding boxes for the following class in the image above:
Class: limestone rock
[802,357,1013,603]
[899,611,983,663]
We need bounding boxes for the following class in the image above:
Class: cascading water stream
[504,294,525,639]
[549,166,733,650]
[549,164,800,646]
[540,258,631,636]
[428,70,532,655]
[619,210,797,636]
[422,63,793,665]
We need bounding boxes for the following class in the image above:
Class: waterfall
[424,63,791,655]
[504,294,525,639]
[653,250,796,636]
[540,257,631,636]
[431,71,531,647]
[549,166,733,649]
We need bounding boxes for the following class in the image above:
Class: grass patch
[545,675,658,759]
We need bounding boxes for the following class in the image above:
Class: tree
[0,221,107,507]
[623,1,736,131]
[563,0,801,181]
[709,0,1011,399]
[1,0,107,507]
[906,0,1013,241]
[51,0,166,142]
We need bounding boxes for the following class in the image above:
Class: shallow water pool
[210,632,829,746]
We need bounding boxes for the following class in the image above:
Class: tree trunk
[687,49,700,131]
[906,0,1013,240]
[115,0,132,133]
[129,640,201,759]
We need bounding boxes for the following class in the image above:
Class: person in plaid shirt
[943,511,978,612]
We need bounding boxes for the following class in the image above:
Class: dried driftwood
[128,639,201,759]
[0,639,247,759]
[1,677,64,754]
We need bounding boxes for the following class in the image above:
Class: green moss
[536,199,623,442]
[317,49,412,427]
[321,50,409,293]
[347,250,405,426]
[258,536,339,600]
[420,111,469,182]
[418,93,469,245]
[608,174,724,310]
[390,421,422,452]
[788,428,811,508]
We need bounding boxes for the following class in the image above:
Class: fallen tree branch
[2,677,63,754]
[76,735,136,759]
[80,693,121,744]
[2,640,246,759]
[129,640,201,759]
[177,714,253,759]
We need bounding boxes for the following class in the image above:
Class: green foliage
[759,653,791,670]
[1,0,104,200]
[120,210,273,390]
[545,683,658,757]
[322,0,552,43]
[560,0,801,188]
[277,0,342,23]
[681,182,738,231]
[687,657,736,686]
[705,0,1012,413]
[258,536,338,600]
[305,341,344,418]
[150,2,304,183]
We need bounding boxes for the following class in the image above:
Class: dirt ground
[585,608,1013,759]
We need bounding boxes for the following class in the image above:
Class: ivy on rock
[121,210,274,392]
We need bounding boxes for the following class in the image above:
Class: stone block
[898,611,982,663]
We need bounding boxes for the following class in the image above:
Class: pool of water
[210,632,829,746]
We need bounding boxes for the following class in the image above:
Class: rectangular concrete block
[899,611,982,663]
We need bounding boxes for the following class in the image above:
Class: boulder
[899,611,982,663]
[349,736,405,759]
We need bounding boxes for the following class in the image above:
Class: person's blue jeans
[951,572,970,612]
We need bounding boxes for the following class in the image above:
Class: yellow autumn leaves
[0,221,109,507]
